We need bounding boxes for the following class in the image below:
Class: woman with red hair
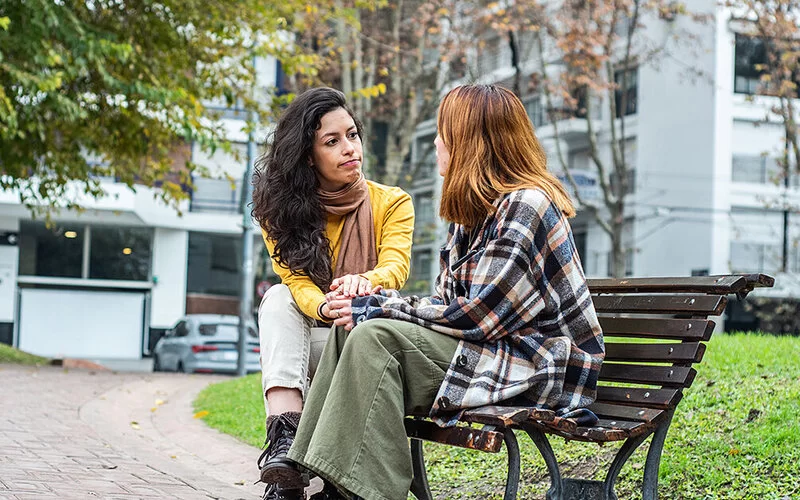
[271,84,604,500]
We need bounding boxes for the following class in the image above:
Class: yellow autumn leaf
[193,410,210,419]
[130,421,141,430]
[155,399,166,406]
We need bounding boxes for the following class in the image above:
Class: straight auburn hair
[437,84,576,228]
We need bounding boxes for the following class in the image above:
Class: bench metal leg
[602,432,650,500]
[642,410,674,500]
[502,428,521,500]
[410,427,520,500]
[409,438,433,500]
[523,426,563,500]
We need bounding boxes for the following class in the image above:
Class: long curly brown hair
[251,88,363,290]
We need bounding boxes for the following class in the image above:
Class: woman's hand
[323,296,355,331]
[323,284,383,331]
[330,274,375,298]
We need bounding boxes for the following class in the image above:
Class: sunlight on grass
[0,343,49,365]
[194,333,800,499]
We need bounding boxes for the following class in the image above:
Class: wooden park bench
[404,273,775,500]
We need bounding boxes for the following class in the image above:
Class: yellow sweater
[262,180,415,320]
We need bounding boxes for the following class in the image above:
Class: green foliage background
[0,0,317,211]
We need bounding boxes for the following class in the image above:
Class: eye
[348,131,359,139]
[326,138,338,146]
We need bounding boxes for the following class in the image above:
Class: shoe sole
[260,462,309,489]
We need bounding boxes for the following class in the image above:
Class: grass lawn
[194,333,800,499]
[0,343,49,365]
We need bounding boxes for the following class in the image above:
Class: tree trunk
[610,215,626,278]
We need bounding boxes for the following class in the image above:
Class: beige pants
[257,284,330,416]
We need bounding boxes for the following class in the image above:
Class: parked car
[152,314,260,374]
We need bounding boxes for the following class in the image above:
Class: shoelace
[262,483,305,500]
[257,414,298,469]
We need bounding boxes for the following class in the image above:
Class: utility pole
[782,127,790,273]
[237,55,258,377]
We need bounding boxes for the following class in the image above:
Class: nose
[343,137,356,156]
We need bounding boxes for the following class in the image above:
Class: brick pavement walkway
[0,364,264,499]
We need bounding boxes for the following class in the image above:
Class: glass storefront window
[89,227,153,281]
[187,233,242,296]
[19,221,84,278]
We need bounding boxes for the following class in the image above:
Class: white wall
[149,228,189,329]
[0,217,19,322]
[632,0,720,277]
[18,288,144,359]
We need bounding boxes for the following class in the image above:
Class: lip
[339,159,361,168]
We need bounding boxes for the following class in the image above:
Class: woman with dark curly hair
[251,87,414,500]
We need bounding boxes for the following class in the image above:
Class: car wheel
[152,355,162,372]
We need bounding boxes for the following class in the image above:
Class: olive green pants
[287,318,460,500]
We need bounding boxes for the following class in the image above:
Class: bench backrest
[575,274,773,441]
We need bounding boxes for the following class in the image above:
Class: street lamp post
[236,56,258,377]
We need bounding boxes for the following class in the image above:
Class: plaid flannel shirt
[350,189,604,427]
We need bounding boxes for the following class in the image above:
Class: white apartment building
[0,57,281,361]
[405,1,800,312]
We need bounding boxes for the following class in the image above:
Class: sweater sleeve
[262,231,326,321]
[360,188,415,290]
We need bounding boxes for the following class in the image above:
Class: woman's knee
[258,284,293,320]
[347,319,415,353]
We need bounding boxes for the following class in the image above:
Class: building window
[734,34,800,96]
[190,143,247,214]
[729,208,789,274]
[610,168,636,196]
[19,221,84,278]
[412,135,437,182]
[734,34,768,95]
[18,221,152,281]
[731,154,783,184]
[524,96,545,128]
[614,67,638,117]
[477,35,510,75]
[572,230,588,266]
[413,191,438,246]
[187,233,242,296]
[730,241,782,274]
[406,250,433,295]
[89,227,153,281]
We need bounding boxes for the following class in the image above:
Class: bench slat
[605,342,706,363]
[528,419,641,442]
[587,275,746,294]
[404,419,504,453]
[599,363,697,388]
[461,406,529,426]
[598,317,715,341]
[595,386,682,409]
[575,419,650,441]
[592,294,727,315]
[587,402,663,423]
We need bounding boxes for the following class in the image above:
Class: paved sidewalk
[0,364,265,499]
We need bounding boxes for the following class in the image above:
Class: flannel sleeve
[351,191,552,342]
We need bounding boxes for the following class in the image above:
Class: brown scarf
[317,172,378,279]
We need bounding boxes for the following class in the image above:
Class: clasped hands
[319,274,382,331]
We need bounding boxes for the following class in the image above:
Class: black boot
[262,482,306,500]
[309,480,347,499]
[258,412,308,489]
